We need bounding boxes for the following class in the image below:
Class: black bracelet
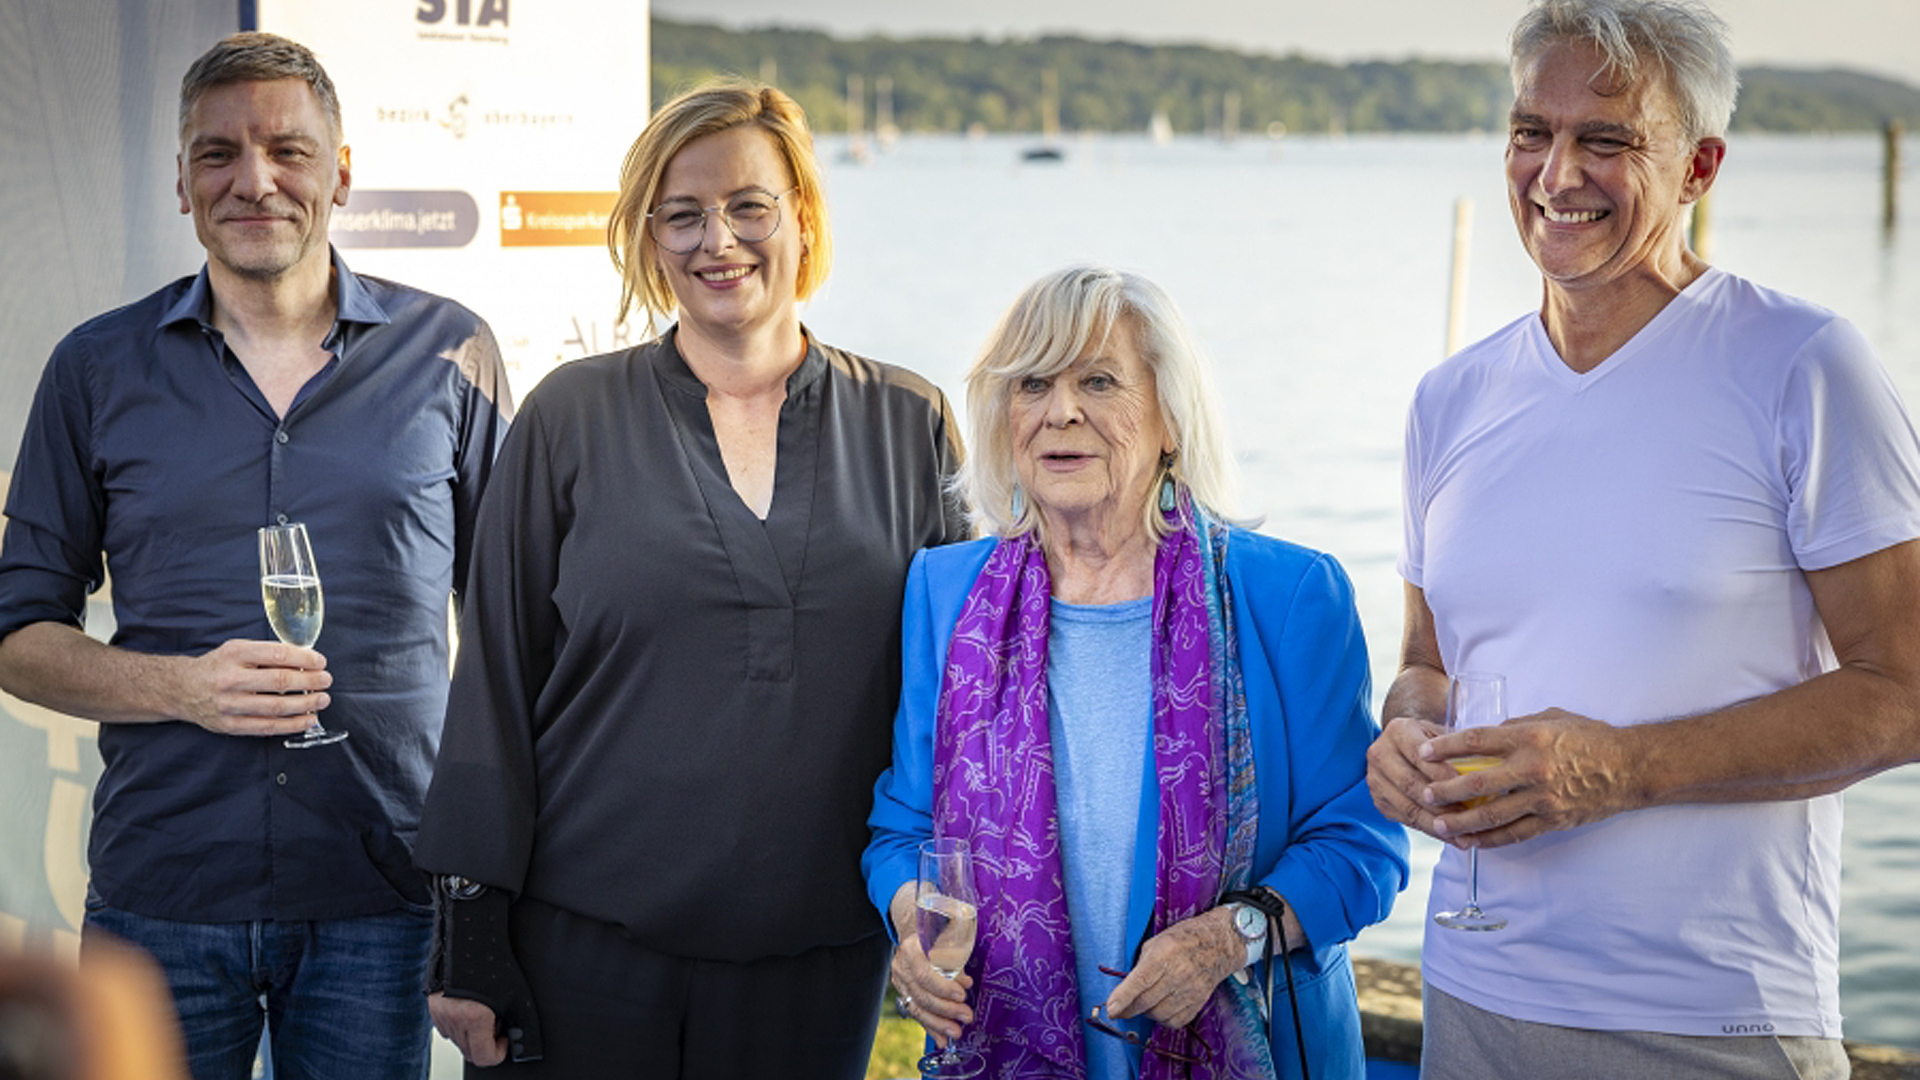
[1220,887,1310,1080]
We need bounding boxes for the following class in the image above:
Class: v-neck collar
[649,324,827,402]
[1529,268,1724,392]
[652,329,826,617]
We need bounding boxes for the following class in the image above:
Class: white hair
[1511,0,1740,141]
[958,265,1247,542]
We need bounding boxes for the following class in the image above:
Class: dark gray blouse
[415,329,966,961]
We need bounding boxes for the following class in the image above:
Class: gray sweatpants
[1421,983,1850,1080]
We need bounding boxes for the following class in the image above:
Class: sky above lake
[650,0,1920,87]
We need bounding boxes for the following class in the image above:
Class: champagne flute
[258,523,346,749]
[916,837,984,1079]
[1433,670,1506,931]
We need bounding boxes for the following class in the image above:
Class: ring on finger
[896,991,915,1016]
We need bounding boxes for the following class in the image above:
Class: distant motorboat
[1021,144,1065,163]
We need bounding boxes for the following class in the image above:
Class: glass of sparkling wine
[258,523,346,749]
[916,837,984,1079]
[1433,670,1506,931]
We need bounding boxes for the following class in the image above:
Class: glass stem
[1465,847,1482,911]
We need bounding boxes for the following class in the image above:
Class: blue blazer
[864,532,1409,1080]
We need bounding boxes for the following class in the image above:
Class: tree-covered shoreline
[653,17,1920,136]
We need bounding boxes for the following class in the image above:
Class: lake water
[799,131,1920,1050]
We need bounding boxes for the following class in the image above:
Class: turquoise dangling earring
[1011,484,1027,521]
[1157,451,1179,514]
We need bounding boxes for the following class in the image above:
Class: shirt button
[275,430,290,444]
[276,773,288,785]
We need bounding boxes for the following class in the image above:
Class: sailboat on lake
[1021,69,1066,162]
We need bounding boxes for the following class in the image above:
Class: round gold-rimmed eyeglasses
[645,186,799,254]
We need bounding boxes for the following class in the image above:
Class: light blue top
[864,530,1410,1080]
[1049,595,1154,1080]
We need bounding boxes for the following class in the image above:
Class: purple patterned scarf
[932,505,1273,1079]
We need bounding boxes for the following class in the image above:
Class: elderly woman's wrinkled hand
[887,881,974,1048]
[1103,906,1245,1029]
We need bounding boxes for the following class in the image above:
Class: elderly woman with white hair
[864,266,1407,1080]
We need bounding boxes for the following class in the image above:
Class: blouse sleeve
[862,548,943,937]
[931,388,972,545]
[414,394,568,893]
[1243,548,1409,956]
[448,317,515,615]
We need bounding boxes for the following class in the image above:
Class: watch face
[442,875,485,900]
[1234,904,1262,939]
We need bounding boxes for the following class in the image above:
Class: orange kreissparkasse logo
[499,192,617,247]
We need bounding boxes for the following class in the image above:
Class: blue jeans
[83,898,433,1080]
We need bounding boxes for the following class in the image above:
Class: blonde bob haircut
[960,266,1245,542]
[608,79,832,334]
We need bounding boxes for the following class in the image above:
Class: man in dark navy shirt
[0,32,511,1079]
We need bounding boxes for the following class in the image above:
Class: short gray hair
[959,266,1244,542]
[1510,0,1739,142]
[179,32,343,147]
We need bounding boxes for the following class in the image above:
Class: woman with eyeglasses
[413,81,967,1077]
[864,266,1407,1080]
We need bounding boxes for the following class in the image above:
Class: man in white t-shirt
[1365,1,1920,1077]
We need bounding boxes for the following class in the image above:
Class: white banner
[257,0,651,399]
[0,0,652,960]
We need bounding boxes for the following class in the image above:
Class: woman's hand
[887,880,974,1048]
[429,992,506,1067]
[1103,907,1245,1028]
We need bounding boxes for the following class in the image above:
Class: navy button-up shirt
[0,250,512,922]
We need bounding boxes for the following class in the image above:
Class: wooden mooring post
[1887,120,1904,230]
[1445,198,1472,357]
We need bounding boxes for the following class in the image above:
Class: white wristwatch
[1228,902,1268,967]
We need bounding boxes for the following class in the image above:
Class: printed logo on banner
[332,191,480,248]
[443,94,469,139]
[416,0,510,44]
[499,192,617,247]
[373,94,573,140]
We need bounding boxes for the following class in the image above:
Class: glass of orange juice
[1434,670,1508,931]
